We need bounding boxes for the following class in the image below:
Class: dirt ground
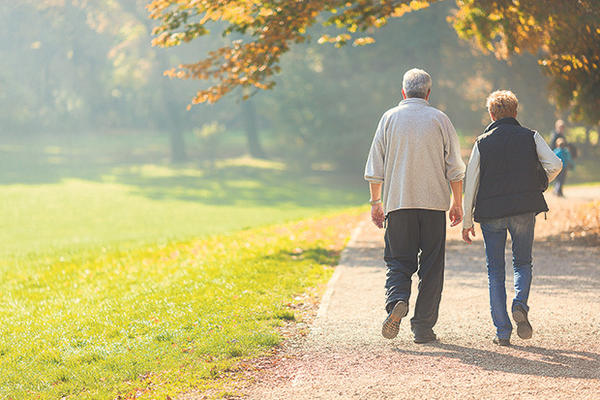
[233,186,600,399]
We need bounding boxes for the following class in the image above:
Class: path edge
[315,219,366,321]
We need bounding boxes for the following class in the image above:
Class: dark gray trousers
[384,209,446,334]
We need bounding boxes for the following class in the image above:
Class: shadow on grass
[393,342,600,379]
[0,135,364,208]
[0,133,169,185]
[114,165,363,208]
[241,247,342,273]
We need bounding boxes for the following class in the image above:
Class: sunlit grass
[0,212,362,399]
[0,160,363,261]
[0,153,366,399]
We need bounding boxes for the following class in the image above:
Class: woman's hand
[462,227,476,244]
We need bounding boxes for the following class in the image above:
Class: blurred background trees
[1,1,598,173]
[452,0,600,127]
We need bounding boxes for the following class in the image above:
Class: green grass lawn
[0,162,361,260]
[0,136,366,399]
[0,212,362,399]
[0,134,364,257]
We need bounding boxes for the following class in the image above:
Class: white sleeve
[534,131,562,182]
[462,143,480,229]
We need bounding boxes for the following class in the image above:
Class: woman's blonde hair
[486,90,518,119]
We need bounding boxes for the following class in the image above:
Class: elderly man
[462,90,562,346]
[365,68,465,343]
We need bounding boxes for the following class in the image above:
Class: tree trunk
[242,99,267,159]
[580,126,590,157]
[585,126,591,145]
[166,98,187,163]
[169,129,187,163]
[117,3,189,163]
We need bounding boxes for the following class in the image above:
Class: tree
[0,2,114,133]
[451,0,600,126]
[4,1,218,162]
[147,0,433,105]
[148,0,599,126]
[253,2,555,170]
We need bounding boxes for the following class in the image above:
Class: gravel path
[241,187,600,399]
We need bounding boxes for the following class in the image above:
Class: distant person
[550,119,566,150]
[553,138,574,197]
[462,90,562,346]
[551,119,579,160]
[364,68,465,343]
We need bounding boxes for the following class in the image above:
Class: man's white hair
[402,68,432,99]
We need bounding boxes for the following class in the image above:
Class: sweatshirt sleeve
[364,115,386,183]
[462,143,480,229]
[534,131,563,182]
[442,115,466,182]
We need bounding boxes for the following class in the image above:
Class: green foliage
[0,1,239,160]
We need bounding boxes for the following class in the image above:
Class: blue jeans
[480,213,535,339]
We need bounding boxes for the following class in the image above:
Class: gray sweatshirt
[364,98,466,215]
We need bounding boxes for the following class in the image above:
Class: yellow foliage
[259,8,274,17]
[147,0,599,120]
[353,37,375,46]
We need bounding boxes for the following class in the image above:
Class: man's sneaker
[414,332,437,344]
[512,305,533,339]
[381,301,408,339]
[493,336,511,346]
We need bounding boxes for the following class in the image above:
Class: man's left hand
[449,203,463,227]
[371,203,385,229]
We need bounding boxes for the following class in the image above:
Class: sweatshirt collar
[484,117,521,133]
[399,97,429,106]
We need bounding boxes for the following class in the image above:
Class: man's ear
[401,89,406,99]
[489,111,497,121]
[425,89,431,101]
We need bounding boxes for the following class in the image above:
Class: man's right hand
[371,203,385,229]
[449,202,463,227]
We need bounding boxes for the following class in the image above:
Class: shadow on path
[393,342,600,379]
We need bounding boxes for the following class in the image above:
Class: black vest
[474,117,548,222]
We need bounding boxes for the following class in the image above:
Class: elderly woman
[462,90,562,346]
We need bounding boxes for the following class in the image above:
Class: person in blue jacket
[553,138,574,197]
